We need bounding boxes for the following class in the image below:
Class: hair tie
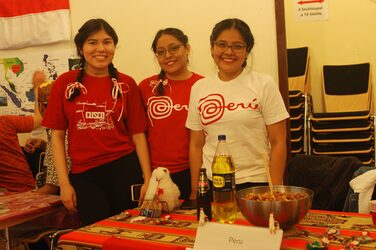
[111,78,126,121]
[65,82,87,100]
[150,79,169,95]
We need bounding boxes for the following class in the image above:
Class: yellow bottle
[211,134,237,223]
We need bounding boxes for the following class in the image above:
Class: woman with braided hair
[138,28,203,200]
[43,18,151,225]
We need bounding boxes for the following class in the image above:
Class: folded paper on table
[194,222,282,250]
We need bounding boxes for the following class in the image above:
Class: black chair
[309,63,374,165]
[287,47,312,156]
[287,47,309,92]
[287,154,362,211]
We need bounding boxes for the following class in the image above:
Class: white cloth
[350,169,376,213]
[0,0,70,50]
[186,69,289,183]
[30,126,47,141]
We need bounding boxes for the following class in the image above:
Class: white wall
[1,0,279,83]
[285,0,376,112]
[1,0,280,145]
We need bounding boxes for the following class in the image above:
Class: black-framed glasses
[214,41,246,53]
[155,44,184,58]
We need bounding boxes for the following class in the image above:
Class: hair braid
[68,68,85,102]
[157,70,166,96]
[108,63,118,80]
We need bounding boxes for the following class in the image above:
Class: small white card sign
[193,222,283,250]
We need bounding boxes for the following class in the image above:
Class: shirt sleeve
[42,74,68,130]
[261,77,290,125]
[125,77,148,134]
[3,115,34,133]
[138,77,150,110]
[185,83,204,131]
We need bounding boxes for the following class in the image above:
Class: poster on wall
[0,49,75,115]
[295,0,329,22]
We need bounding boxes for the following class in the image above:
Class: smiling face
[155,34,190,79]
[81,29,115,77]
[211,28,249,81]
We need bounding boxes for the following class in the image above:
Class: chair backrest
[287,154,362,211]
[287,47,309,92]
[322,63,372,112]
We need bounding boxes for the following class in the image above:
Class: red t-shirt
[0,116,36,192]
[139,73,203,173]
[42,70,147,173]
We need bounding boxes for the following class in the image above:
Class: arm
[132,132,152,204]
[189,130,205,200]
[32,70,45,129]
[52,129,77,211]
[266,119,287,185]
[36,183,59,195]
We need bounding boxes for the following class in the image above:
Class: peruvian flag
[0,0,71,50]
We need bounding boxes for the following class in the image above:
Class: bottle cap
[218,134,226,140]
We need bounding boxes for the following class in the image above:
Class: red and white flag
[0,0,71,50]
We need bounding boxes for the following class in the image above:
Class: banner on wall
[0,0,71,50]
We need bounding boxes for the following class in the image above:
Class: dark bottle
[197,168,212,221]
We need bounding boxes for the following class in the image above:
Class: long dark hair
[68,18,119,101]
[210,18,254,68]
[151,28,188,96]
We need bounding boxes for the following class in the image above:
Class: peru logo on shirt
[147,96,188,127]
[198,93,260,125]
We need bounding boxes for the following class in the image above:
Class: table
[57,209,376,250]
[0,191,74,250]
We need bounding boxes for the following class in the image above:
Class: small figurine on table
[140,167,181,217]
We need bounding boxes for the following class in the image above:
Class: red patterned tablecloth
[0,190,80,246]
[0,191,62,229]
[58,209,376,250]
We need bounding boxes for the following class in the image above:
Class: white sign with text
[193,222,283,250]
[295,0,329,22]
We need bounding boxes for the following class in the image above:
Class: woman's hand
[138,182,148,206]
[32,70,46,89]
[60,183,78,212]
[24,138,46,153]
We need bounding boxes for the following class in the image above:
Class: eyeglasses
[155,44,184,58]
[214,41,246,53]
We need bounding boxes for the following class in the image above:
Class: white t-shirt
[186,69,289,184]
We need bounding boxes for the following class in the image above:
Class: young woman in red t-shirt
[139,28,203,200]
[43,19,151,225]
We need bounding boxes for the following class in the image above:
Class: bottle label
[212,173,235,192]
[198,180,209,193]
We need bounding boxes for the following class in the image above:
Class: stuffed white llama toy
[144,167,181,212]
